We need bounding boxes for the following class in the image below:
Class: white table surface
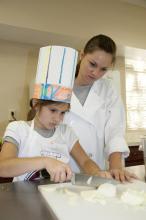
[126,165,145,181]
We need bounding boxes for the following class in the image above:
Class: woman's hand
[44,158,73,183]
[109,168,138,182]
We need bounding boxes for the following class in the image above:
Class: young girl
[0,99,111,182]
[0,45,111,182]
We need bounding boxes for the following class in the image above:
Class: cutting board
[38,180,146,220]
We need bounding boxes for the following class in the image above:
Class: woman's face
[76,50,113,85]
[36,103,69,129]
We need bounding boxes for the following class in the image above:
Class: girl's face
[35,103,69,129]
[76,50,113,85]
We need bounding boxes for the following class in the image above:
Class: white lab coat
[64,78,129,172]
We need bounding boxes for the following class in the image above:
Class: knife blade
[71,173,119,188]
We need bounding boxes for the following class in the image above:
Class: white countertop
[126,165,145,181]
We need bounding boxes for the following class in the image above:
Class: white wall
[0,0,146,50]
[0,40,39,136]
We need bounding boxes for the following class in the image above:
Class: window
[125,59,146,130]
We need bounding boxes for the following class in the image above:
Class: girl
[0,99,111,182]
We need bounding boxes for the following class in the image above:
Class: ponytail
[27,99,36,121]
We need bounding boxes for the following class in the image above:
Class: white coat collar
[70,81,105,124]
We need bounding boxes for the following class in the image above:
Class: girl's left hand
[109,169,138,182]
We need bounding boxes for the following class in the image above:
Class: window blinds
[126,67,146,130]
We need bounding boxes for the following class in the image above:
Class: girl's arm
[0,142,72,182]
[70,141,111,178]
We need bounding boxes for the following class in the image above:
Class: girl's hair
[27,99,70,121]
[75,34,116,77]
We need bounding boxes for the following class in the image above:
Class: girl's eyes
[101,67,107,72]
[49,109,67,114]
[49,109,56,113]
[61,112,65,115]
[61,110,69,115]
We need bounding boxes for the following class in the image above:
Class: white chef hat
[33,45,78,103]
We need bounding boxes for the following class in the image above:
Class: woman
[64,34,132,182]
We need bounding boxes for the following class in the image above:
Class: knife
[71,173,119,188]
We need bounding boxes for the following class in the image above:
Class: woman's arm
[71,141,111,178]
[104,82,129,162]
[109,152,123,170]
[109,152,137,182]
[0,142,72,182]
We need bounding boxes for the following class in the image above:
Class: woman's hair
[75,34,116,77]
[27,99,70,121]
[84,34,116,63]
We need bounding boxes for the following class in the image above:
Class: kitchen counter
[126,165,145,181]
[0,179,57,220]
[39,168,146,220]
[0,166,145,220]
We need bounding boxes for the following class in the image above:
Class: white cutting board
[38,180,146,220]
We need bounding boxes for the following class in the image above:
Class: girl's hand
[109,169,138,182]
[44,158,72,183]
[95,170,112,179]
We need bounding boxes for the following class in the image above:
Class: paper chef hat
[33,46,78,103]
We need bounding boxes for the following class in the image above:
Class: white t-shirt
[3,121,78,181]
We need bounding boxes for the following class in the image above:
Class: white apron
[13,120,70,181]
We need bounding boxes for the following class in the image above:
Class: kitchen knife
[71,173,119,187]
